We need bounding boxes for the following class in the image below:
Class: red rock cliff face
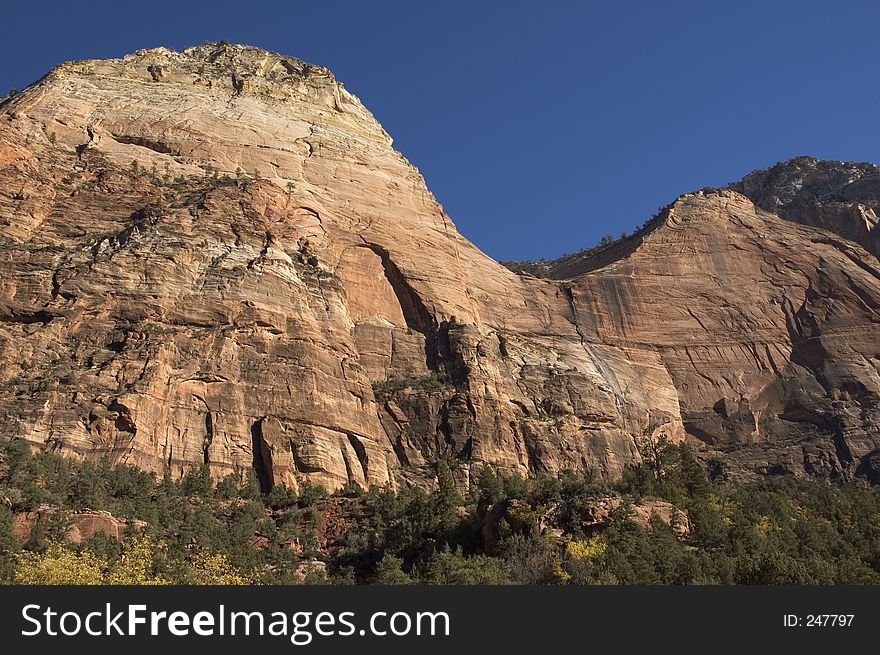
[570,190,880,479]
[1,44,879,489]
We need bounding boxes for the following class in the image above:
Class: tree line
[1,438,879,584]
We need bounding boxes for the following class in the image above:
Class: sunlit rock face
[1,43,879,490]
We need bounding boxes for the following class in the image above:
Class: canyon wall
[1,44,878,489]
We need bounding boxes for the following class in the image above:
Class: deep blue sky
[1,1,877,261]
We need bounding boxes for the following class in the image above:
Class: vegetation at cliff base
[1,438,879,585]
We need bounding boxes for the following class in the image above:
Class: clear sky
[1,1,877,261]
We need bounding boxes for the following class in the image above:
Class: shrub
[566,535,607,561]
[16,542,107,585]
[417,546,512,584]
[185,551,252,585]
[371,373,448,401]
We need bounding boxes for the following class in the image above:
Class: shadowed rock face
[1,43,879,490]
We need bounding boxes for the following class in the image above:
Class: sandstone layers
[1,44,879,490]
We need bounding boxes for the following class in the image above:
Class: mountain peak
[4,42,392,191]
[48,41,337,88]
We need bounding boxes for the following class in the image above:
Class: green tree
[475,465,504,517]
[417,546,512,584]
[674,444,711,501]
[181,465,213,499]
[0,505,19,582]
[372,554,412,584]
[434,459,462,534]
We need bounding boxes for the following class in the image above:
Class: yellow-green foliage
[16,542,107,585]
[14,538,251,585]
[566,535,607,561]
[553,562,572,583]
[106,538,169,585]
[755,515,773,535]
[186,552,253,585]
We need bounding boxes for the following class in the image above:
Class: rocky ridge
[1,44,879,491]
[732,156,880,257]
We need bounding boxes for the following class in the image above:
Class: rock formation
[731,155,880,257]
[13,507,145,544]
[1,43,879,490]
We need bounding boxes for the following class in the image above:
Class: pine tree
[372,554,412,584]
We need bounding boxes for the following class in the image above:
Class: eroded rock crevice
[250,418,274,493]
[203,409,214,466]
[359,243,433,334]
[110,133,177,156]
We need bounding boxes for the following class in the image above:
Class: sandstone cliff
[1,43,879,490]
